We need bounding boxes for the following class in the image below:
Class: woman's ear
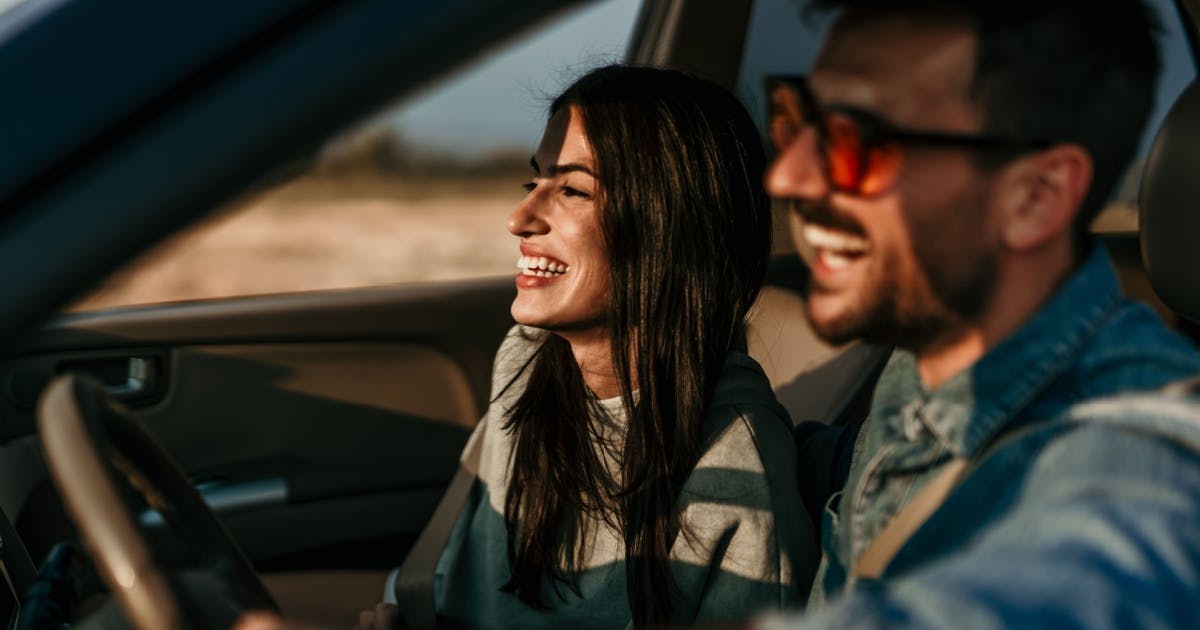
[995,144,1093,251]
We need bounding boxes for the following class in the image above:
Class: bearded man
[762,0,1200,626]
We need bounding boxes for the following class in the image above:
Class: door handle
[105,357,156,400]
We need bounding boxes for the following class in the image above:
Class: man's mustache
[786,198,868,238]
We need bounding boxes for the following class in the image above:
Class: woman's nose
[508,187,550,236]
[764,127,829,201]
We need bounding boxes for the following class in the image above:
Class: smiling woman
[508,106,609,338]
[414,65,818,629]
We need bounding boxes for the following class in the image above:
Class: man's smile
[803,223,871,272]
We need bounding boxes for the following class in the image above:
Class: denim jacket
[777,243,1200,628]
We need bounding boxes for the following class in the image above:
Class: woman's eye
[522,181,537,193]
[561,186,590,199]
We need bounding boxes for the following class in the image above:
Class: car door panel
[1,277,516,567]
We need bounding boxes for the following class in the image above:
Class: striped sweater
[435,326,817,628]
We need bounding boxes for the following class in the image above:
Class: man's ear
[995,144,1092,251]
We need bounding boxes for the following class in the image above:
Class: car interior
[0,0,1197,628]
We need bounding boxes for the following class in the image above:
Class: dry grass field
[69,152,1167,335]
[72,173,528,311]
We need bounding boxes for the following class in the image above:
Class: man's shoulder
[1065,298,1200,394]
[1089,299,1198,359]
[1062,378,1200,453]
[1004,380,1200,486]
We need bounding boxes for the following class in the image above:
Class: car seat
[746,282,891,428]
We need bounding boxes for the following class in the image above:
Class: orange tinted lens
[824,114,867,191]
[858,144,902,196]
[825,113,901,195]
[767,84,807,152]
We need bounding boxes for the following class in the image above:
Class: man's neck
[914,326,986,390]
[915,243,1079,390]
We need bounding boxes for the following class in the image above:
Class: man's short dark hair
[812,0,1161,244]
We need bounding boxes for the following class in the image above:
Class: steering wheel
[37,374,279,629]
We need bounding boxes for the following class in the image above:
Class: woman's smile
[516,254,570,277]
[514,254,570,288]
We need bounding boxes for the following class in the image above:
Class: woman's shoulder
[496,323,550,357]
[690,349,797,483]
[678,349,816,601]
[490,325,550,395]
[706,349,795,444]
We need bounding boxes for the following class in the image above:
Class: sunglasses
[765,75,1050,197]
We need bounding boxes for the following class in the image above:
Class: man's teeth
[803,225,869,257]
[516,256,570,277]
[820,250,854,270]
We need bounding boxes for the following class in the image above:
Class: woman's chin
[510,292,571,329]
[510,302,549,329]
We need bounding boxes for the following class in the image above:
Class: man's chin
[804,294,885,346]
[808,319,869,347]
[806,308,864,346]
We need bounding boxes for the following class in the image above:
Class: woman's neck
[559,329,624,400]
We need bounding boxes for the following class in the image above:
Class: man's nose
[764,128,829,201]
[508,187,550,236]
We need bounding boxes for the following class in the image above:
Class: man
[762,0,1200,625]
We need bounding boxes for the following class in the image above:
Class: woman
[433,65,816,628]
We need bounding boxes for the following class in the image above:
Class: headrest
[745,285,891,426]
[1140,78,1200,322]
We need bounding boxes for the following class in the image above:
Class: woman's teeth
[517,256,569,277]
[803,225,869,270]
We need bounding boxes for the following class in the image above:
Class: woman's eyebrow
[529,156,596,178]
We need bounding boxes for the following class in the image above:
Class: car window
[71,0,641,311]
[734,0,834,256]
[735,0,1198,236]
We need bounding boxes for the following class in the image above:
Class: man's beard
[804,250,996,349]
[798,199,997,350]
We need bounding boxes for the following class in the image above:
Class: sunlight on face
[508,106,610,336]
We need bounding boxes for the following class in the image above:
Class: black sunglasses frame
[764,74,1051,193]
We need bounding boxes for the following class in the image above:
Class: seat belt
[851,457,969,579]
[851,411,1084,579]
[853,375,1200,580]
[390,426,484,629]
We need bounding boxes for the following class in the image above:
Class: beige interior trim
[184,343,480,427]
[746,285,841,391]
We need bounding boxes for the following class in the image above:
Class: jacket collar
[872,242,1123,458]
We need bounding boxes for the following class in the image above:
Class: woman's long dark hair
[501,65,771,626]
